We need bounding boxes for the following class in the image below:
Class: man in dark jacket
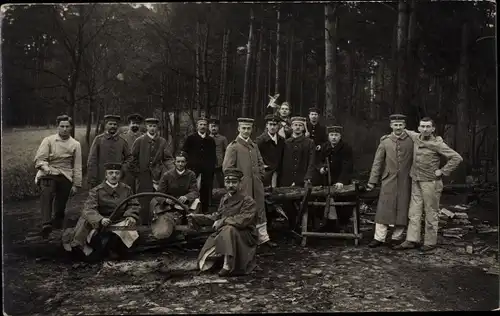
[317,125,354,232]
[182,117,217,214]
[256,114,285,188]
[209,118,228,189]
[122,113,144,193]
[306,107,328,186]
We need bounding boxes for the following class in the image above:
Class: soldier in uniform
[130,117,174,224]
[394,117,463,252]
[317,126,354,232]
[279,116,316,228]
[122,113,144,193]
[183,117,217,214]
[306,107,328,187]
[62,163,140,262]
[150,151,200,215]
[223,117,270,246]
[87,114,132,188]
[34,115,82,238]
[209,118,228,188]
[193,168,258,277]
[256,114,285,188]
[366,114,414,248]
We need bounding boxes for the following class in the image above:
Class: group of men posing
[34,101,462,276]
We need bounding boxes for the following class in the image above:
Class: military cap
[145,117,160,124]
[127,113,144,123]
[104,114,121,122]
[291,116,307,124]
[197,117,208,124]
[104,162,122,171]
[56,114,73,125]
[174,151,188,159]
[389,114,407,122]
[327,126,343,134]
[308,107,320,114]
[224,168,244,181]
[264,114,279,123]
[237,117,255,124]
[209,118,220,125]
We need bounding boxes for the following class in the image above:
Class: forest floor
[3,191,499,314]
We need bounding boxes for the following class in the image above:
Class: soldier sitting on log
[191,168,258,277]
[317,125,354,232]
[150,151,201,219]
[62,163,140,262]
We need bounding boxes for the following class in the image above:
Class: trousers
[39,175,72,227]
[405,179,443,246]
[374,223,405,242]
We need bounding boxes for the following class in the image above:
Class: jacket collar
[236,135,255,148]
[102,181,121,196]
[105,132,119,140]
[389,131,408,142]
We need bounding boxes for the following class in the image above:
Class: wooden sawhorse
[298,183,363,247]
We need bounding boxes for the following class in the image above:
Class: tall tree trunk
[268,32,273,96]
[274,7,281,95]
[454,22,470,182]
[285,27,294,102]
[406,0,418,128]
[390,24,398,112]
[195,21,202,118]
[315,65,322,110]
[202,23,210,117]
[254,21,264,120]
[219,28,229,118]
[299,42,305,115]
[395,0,409,114]
[324,4,338,121]
[242,8,255,117]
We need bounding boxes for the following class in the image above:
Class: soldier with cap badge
[122,113,145,192]
[209,118,228,188]
[87,114,132,188]
[223,117,270,246]
[317,125,354,232]
[366,114,414,248]
[182,117,217,214]
[256,114,285,188]
[130,117,174,224]
[62,162,141,262]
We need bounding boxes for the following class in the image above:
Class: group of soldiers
[34,99,463,276]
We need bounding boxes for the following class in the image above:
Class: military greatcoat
[279,135,316,186]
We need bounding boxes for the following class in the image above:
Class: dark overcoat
[279,135,316,187]
[317,140,354,185]
[255,132,285,187]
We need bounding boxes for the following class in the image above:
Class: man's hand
[435,169,443,177]
[366,183,375,191]
[320,167,327,175]
[334,182,344,190]
[126,217,137,227]
[304,179,312,188]
[178,196,187,204]
[212,219,224,230]
[305,132,310,137]
[101,218,111,227]
[152,182,159,191]
[315,145,321,151]
[70,186,78,196]
[41,165,51,173]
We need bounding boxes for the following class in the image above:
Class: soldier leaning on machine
[87,114,132,189]
[130,117,174,224]
[62,163,140,262]
[34,115,82,239]
[122,113,145,193]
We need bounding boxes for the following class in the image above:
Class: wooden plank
[302,232,363,239]
[308,201,357,206]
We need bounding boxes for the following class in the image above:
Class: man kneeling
[191,168,258,277]
[62,163,140,261]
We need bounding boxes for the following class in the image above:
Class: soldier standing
[209,118,228,188]
[306,107,328,186]
[366,114,413,248]
[122,113,144,193]
[183,117,217,214]
[256,114,285,188]
[87,115,132,188]
[394,117,463,252]
[130,117,174,224]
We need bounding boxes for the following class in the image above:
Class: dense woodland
[1,2,497,181]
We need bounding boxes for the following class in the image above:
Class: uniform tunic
[255,132,285,187]
[151,169,200,212]
[121,130,143,192]
[279,135,316,186]
[87,133,132,186]
[62,182,140,254]
[131,133,174,223]
[196,192,258,275]
[222,136,266,225]
[368,132,413,226]
[306,121,328,147]
[317,140,354,185]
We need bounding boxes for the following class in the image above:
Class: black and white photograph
[1,1,498,313]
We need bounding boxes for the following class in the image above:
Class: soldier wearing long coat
[256,114,285,188]
[130,118,174,224]
[367,114,414,247]
[223,117,269,245]
[121,113,144,193]
[87,115,132,187]
[194,168,258,277]
[305,107,328,185]
[62,163,140,261]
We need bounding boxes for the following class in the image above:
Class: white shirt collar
[238,135,249,142]
[268,132,278,144]
[198,131,206,138]
[106,181,119,188]
[176,169,185,175]
[147,132,156,139]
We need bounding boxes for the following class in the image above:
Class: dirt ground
[3,191,499,314]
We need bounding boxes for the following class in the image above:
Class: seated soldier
[62,163,140,261]
[150,151,201,217]
[191,168,258,277]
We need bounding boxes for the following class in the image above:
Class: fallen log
[211,182,489,202]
